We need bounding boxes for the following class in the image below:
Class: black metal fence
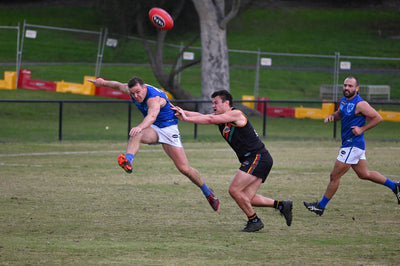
[1,99,399,142]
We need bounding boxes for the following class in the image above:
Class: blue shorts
[239,150,273,183]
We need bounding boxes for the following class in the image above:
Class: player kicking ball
[88,77,220,212]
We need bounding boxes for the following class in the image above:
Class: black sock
[273,200,283,210]
[248,213,259,223]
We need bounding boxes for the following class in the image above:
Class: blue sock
[200,183,211,197]
[384,179,396,190]
[126,153,134,164]
[318,196,331,209]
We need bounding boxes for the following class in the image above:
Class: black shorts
[239,150,273,183]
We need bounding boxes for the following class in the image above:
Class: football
[149,7,174,31]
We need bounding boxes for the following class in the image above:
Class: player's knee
[356,171,369,180]
[329,173,341,184]
[176,165,192,176]
[228,186,239,199]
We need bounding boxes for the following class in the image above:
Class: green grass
[1,6,399,265]
[0,140,399,265]
[228,8,400,56]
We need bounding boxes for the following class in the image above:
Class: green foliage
[228,8,400,56]
[1,6,400,99]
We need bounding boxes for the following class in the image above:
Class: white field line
[0,162,44,167]
[0,148,232,157]
[0,148,231,168]
[0,146,398,158]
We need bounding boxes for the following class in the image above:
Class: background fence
[1,21,400,102]
[1,21,400,142]
[1,99,399,143]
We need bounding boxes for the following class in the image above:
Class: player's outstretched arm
[87,78,129,94]
[170,103,202,117]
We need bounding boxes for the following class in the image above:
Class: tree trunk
[192,0,230,113]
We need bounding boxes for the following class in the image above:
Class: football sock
[200,183,211,197]
[273,200,283,210]
[248,213,259,222]
[384,179,396,190]
[126,153,134,164]
[318,196,330,209]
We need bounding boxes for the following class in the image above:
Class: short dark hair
[211,90,233,107]
[345,76,359,87]
[128,77,145,88]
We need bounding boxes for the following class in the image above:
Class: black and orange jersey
[217,108,265,161]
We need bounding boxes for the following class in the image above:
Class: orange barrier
[378,109,400,122]
[0,71,17,90]
[295,103,335,119]
[242,95,255,109]
[56,76,96,95]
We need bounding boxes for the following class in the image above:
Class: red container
[257,97,295,117]
[18,69,56,91]
[95,86,131,100]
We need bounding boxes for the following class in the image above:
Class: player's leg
[229,170,265,216]
[229,171,266,232]
[325,160,351,199]
[162,144,203,186]
[118,127,159,173]
[352,159,400,204]
[352,159,387,184]
[304,159,350,215]
[162,144,220,211]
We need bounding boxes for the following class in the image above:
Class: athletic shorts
[150,124,183,148]
[239,150,273,183]
[336,146,366,164]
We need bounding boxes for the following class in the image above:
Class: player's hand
[87,78,105,87]
[351,126,363,136]
[324,114,334,123]
[170,104,185,120]
[129,126,143,137]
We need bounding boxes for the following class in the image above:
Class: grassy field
[0,140,399,265]
[0,6,399,265]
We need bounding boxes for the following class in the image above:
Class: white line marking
[373,147,400,150]
[0,150,121,157]
[0,162,43,167]
[0,148,232,157]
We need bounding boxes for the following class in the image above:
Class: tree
[97,0,201,109]
[97,0,258,113]
[135,0,201,110]
[191,0,240,112]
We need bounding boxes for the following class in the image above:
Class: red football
[149,7,174,31]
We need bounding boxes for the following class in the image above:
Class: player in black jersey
[171,90,293,232]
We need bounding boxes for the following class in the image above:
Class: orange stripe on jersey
[247,154,261,175]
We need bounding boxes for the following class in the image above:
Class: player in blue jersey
[88,77,220,211]
[304,76,400,216]
[171,90,293,232]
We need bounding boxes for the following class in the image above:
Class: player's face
[343,78,358,99]
[129,84,147,103]
[212,96,229,115]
